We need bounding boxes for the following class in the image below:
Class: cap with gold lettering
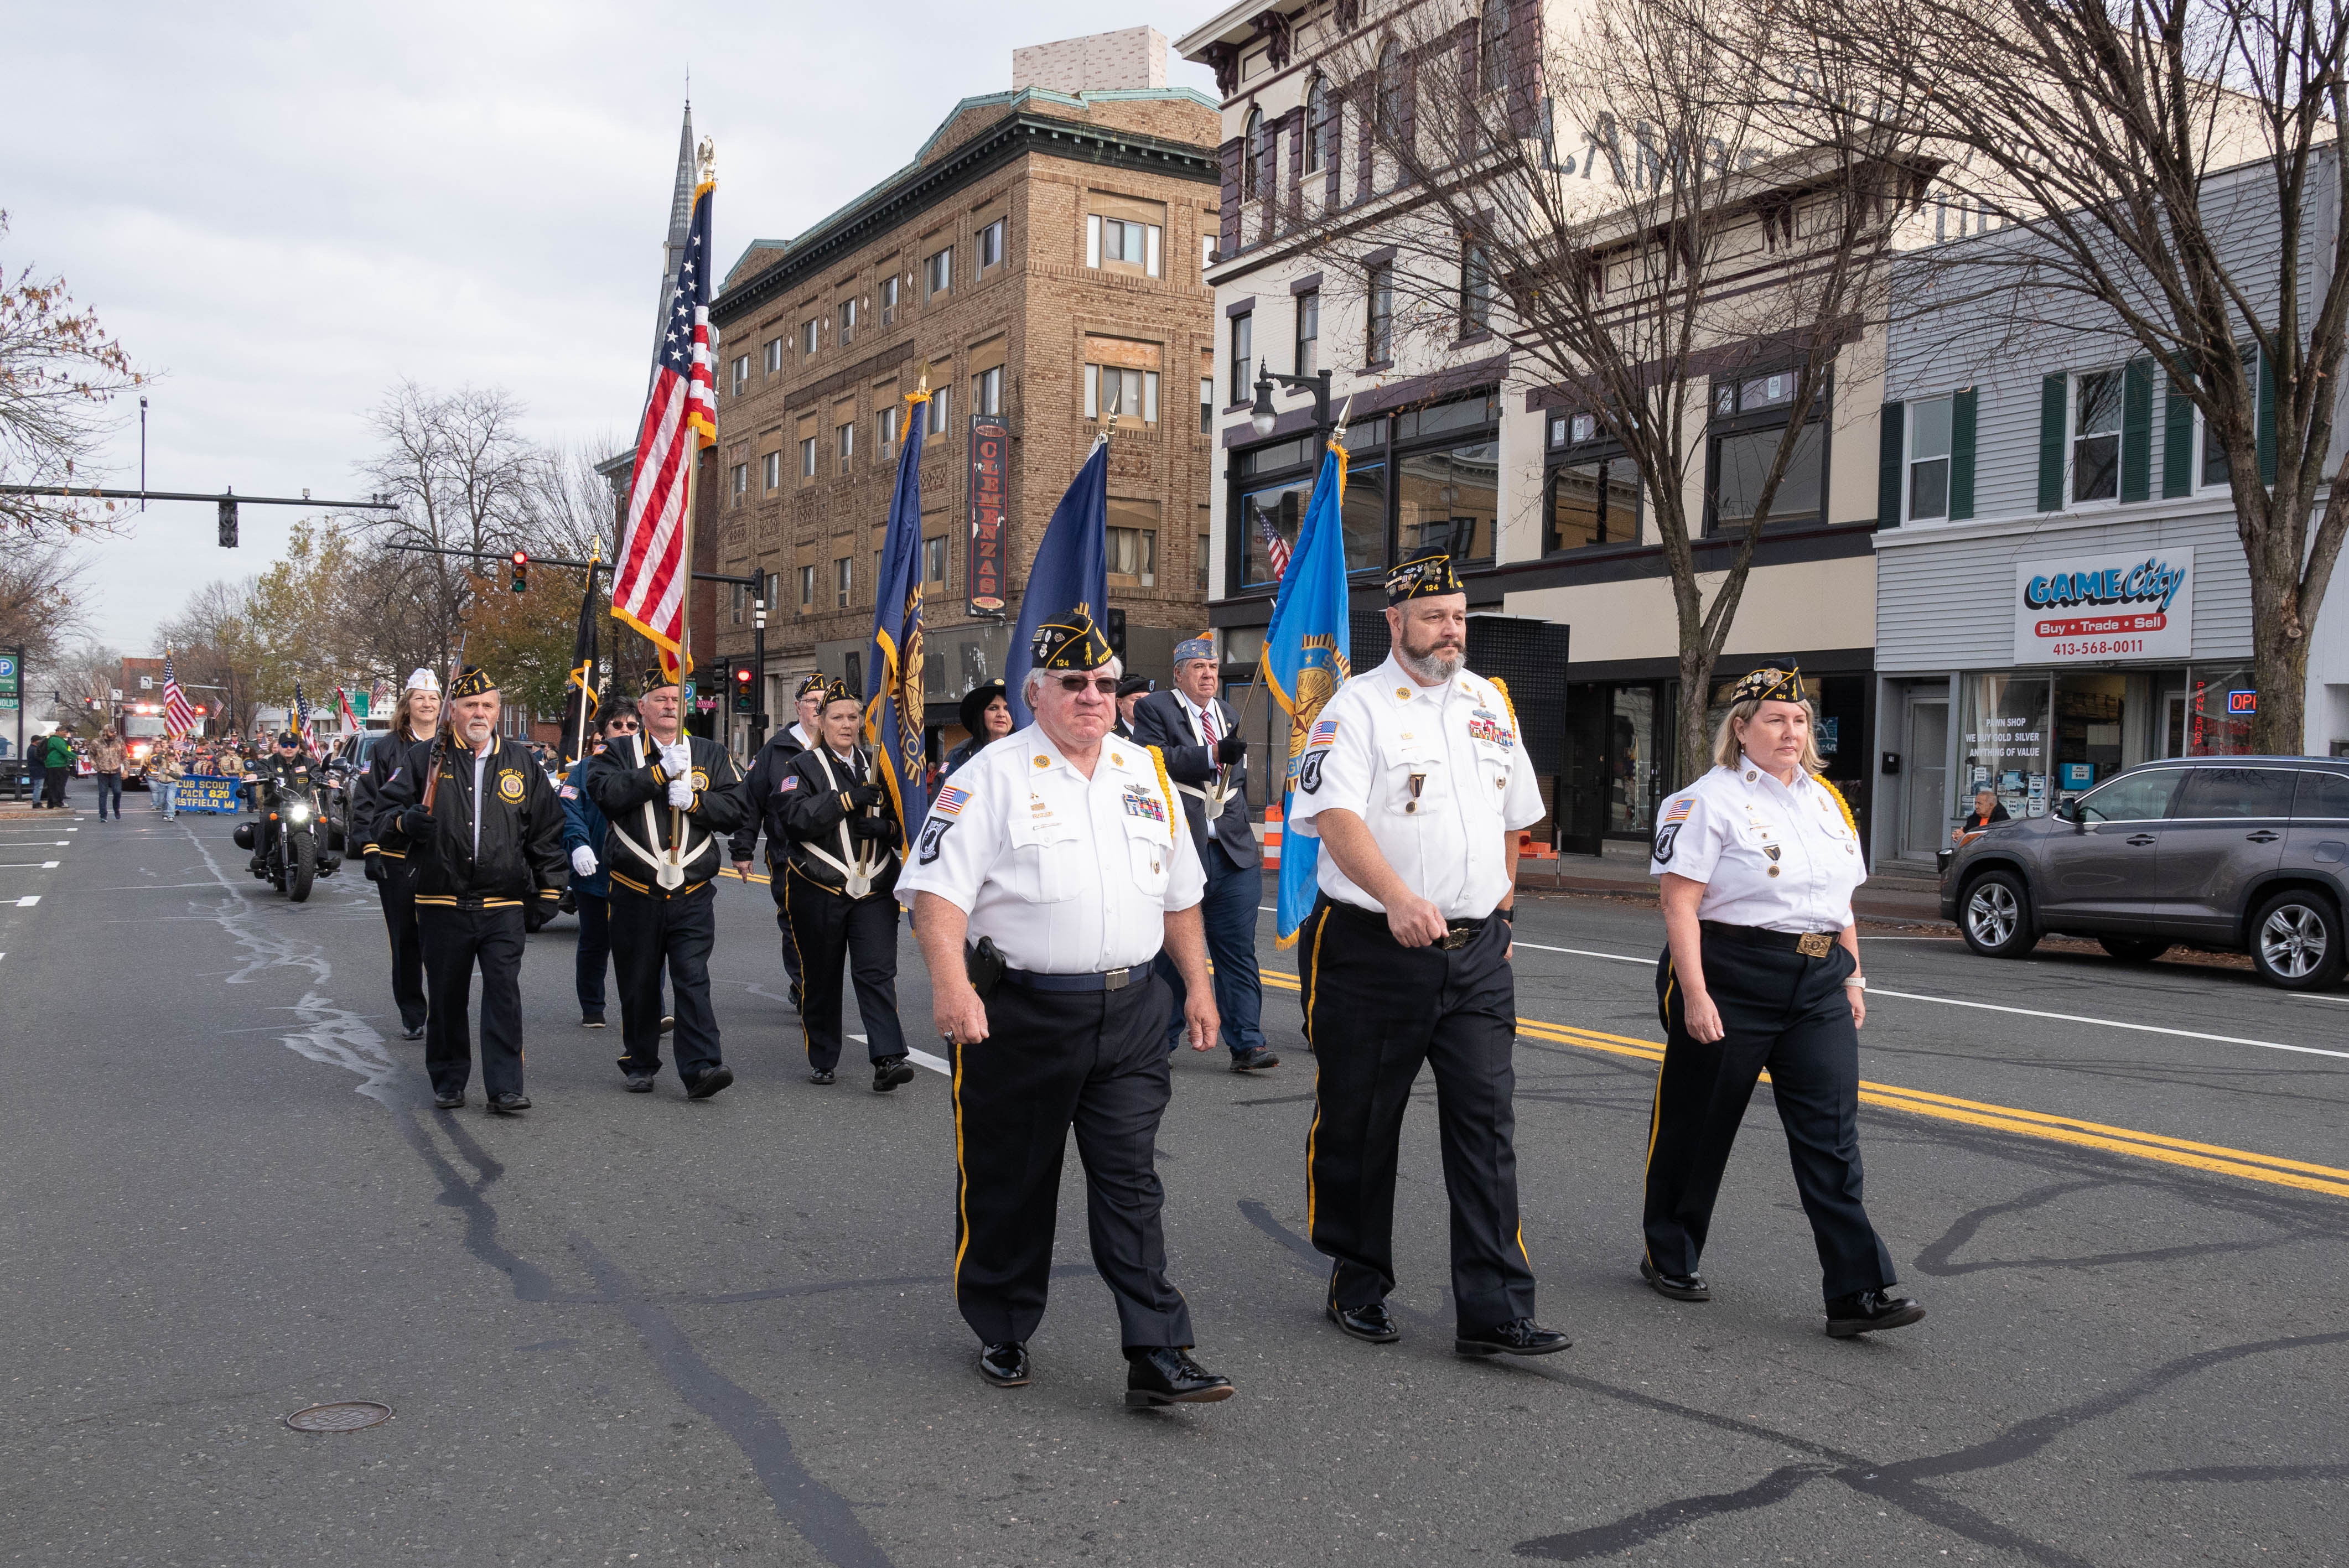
[1384,551,1464,604]
[1030,605,1116,672]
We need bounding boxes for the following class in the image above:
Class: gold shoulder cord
[1488,674,1520,730]
[1812,772,1859,837]
[1147,745,1180,844]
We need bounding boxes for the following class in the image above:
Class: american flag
[292,682,308,732]
[612,164,717,679]
[1259,511,1292,582]
[162,653,196,739]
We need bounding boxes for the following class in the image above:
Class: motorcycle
[232,773,341,901]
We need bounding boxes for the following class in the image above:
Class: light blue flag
[863,386,930,842]
[1263,436,1350,948]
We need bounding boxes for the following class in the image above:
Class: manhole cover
[284,1401,393,1433]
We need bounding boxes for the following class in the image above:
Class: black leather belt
[1700,920,1839,957]
[1000,962,1152,993]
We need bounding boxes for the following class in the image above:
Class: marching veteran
[733,672,831,1009]
[1285,551,1569,1359]
[585,667,750,1100]
[374,665,569,1113]
[351,667,443,1041]
[898,606,1236,1409]
[1642,664,1923,1338]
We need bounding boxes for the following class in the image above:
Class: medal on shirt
[1406,772,1426,814]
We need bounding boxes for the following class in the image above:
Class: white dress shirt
[896,722,1206,972]
[1285,655,1547,919]
[1648,754,1866,933]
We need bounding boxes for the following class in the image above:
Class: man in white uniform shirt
[900,606,1236,1409]
[1285,552,1570,1359]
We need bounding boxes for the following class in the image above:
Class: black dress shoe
[685,1065,734,1100]
[624,1072,656,1093]
[1124,1347,1234,1408]
[1455,1318,1572,1358]
[581,1011,606,1029]
[432,1091,464,1109]
[872,1055,915,1092]
[1230,1046,1280,1073]
[1641,1257,1711,1302]
[1326,1298,1401,1344]
[401,1024,426,1041]
[486,1092,530,1115]
[809,1068,836,1086]
[978,1341,1030,1388]
[1824,1290,1926,1338]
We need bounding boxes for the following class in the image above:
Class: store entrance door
[1901,695,1949,859]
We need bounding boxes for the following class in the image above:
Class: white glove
[570,845,597,877]
[660,741,692,776]
[666,775,694,809]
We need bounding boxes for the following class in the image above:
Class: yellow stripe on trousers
[1256,969,2349,1201]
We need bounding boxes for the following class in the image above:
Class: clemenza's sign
[2012,554,2194,664]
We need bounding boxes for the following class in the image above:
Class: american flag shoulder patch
[1663,796,1694,824]
[781,776,799,792]
[1309,719,1340,749]
[559,784,577,799]
[933,784,969,817]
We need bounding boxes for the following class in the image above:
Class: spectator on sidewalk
[25,731,46,807]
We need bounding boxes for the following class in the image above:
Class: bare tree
[158,577,263,735]
[1788,0,2349,753]
[1293,0,1931,775]
[0,212,146,540]
[0,542,87,660]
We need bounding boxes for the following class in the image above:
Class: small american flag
[292,682,309,733]
[1309,719,1339,747]
[1259,512,1292,581]
[933,783,969,817]
[162,653,196,739]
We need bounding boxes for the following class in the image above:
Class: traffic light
[217,496,238,548]
[509,550,528,593]
[732,665,754,714]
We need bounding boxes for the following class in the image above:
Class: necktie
[1201,702,1220,778]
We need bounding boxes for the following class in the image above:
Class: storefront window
[1608,686,1662,834]
[1962,672,2052,821]
[1238,475,1311,588]
[2054,672,2125,795]
[2186,666,2255,755]
[1342,460,1388,578]
[1397,442,1498,563]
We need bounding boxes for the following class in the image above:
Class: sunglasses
[606,721,640,733]
[1054,675,1119,695]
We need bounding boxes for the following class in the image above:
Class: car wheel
[1961,870,2040,958]
[2247,891,2346,990]
[2098,936,2172,963]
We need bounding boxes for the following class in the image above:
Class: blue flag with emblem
[1004,438,1109,728]
[864,384,931,845]
[1263,434,1351,947]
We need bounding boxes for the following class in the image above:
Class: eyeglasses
[1054,675,1119,695]
[606,721,640,734]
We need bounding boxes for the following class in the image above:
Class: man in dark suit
[1132,637,1276,1072]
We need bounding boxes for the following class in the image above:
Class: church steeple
[649,98,697,385]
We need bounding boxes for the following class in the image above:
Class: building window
[799,563,815,609]
[1461,242,1494,333]
[801,319,818,356]
[1546,414,1637,551]
[800,435,817,479]
[838,298,858,344]
[1377,41,1407,140]
[834,557,852,609]
[1230,310,1252,404]
[1481,0,1511,95]
[1241,109,1263,201]
[1295,289,1320,376]
[765,570,780,612]
[876,404,899,459]
[836,421,854,474]
[1106,526,1157,587]
[977,219,1005,271]
[761,450,782,491]
[1306,78,1330,173]
[732,355,750,394]
[1708,371,1826,533]
[730,583,744,625]
[925,385,954,435]
[1201,377,1215,434]
[1084,365,1159,423]
[922,533,947,585]
[1366,262,1394,364]
[972,365,1003,417]
[879,275,899,326]
[1086,214,1162,276]
[1198,531,1212,593]
[1906,395,1952,521]
[924,246,952,298]
[764,338,784,375]
[2072,369,2123,503]
[1253,109,1278,205]
[1202,234,1216,273]
[1399,440,1498,563]
[729,461,749,502]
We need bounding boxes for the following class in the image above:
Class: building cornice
[712,113,1221,328]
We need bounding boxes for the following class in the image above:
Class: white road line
[0,861,60,868]
[1864,986,2349,1060]
[14,895,38,907]
[1515,940,1651,964]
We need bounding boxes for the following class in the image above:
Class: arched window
[1254,105,1278,200]
[1481,0,1511,96]
[1242,108,1262,200]
[1377,41,1405,138]
[1306,77,1330,173]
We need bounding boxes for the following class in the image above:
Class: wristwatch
[1844,975,1867,990]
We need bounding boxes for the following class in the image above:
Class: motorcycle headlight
[289,804,312,823]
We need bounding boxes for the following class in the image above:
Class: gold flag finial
[696,137,715,184]
[914,360,931,396]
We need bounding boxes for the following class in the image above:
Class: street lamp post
[1248,360,1336,451]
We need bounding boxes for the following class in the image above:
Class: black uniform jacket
[771,742,901,899]
[729,724,810,863]
[350,726,429,856]
[252,752,316,807]
[584,731,749,895]
[1130,689,1259,870]
[375,734,569,908]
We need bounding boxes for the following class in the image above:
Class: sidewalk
[1516,838,1951,925]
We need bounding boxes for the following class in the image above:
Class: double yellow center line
[1257,970,2349,1201]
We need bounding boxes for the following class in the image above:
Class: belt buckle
[1438,926,1473,951]
[1796,932,1833,958]
[1104,965,1132,990]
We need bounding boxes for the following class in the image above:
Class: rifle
[419,634,466,816]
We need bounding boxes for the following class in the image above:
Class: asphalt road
[3,780,2345,1567]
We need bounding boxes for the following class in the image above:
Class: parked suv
[1942,756,2349,990]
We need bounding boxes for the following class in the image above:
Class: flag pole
[664,434,699,886]
[571,541,601,767]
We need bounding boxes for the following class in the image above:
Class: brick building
[705,30,1224,757]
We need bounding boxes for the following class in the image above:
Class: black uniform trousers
[375,856,427,1033]
[609,881,722,1081]
[1644,924,1896,1302]
[1303,897,1536,1334]
[781,864,906,1072]
[951,974,1193,1350]
[763,854,805,1005]
[417,903,527,1099]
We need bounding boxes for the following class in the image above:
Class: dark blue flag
[864,386,930,843]
[1005,438,1109,726]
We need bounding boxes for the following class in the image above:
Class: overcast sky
[4,0,1217,655]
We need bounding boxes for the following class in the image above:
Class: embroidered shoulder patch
[1309,718,1340,749]
[1663,796,1694,824]
[559,784,577,799]
[933,784,969,817]
[781,776,799,792]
